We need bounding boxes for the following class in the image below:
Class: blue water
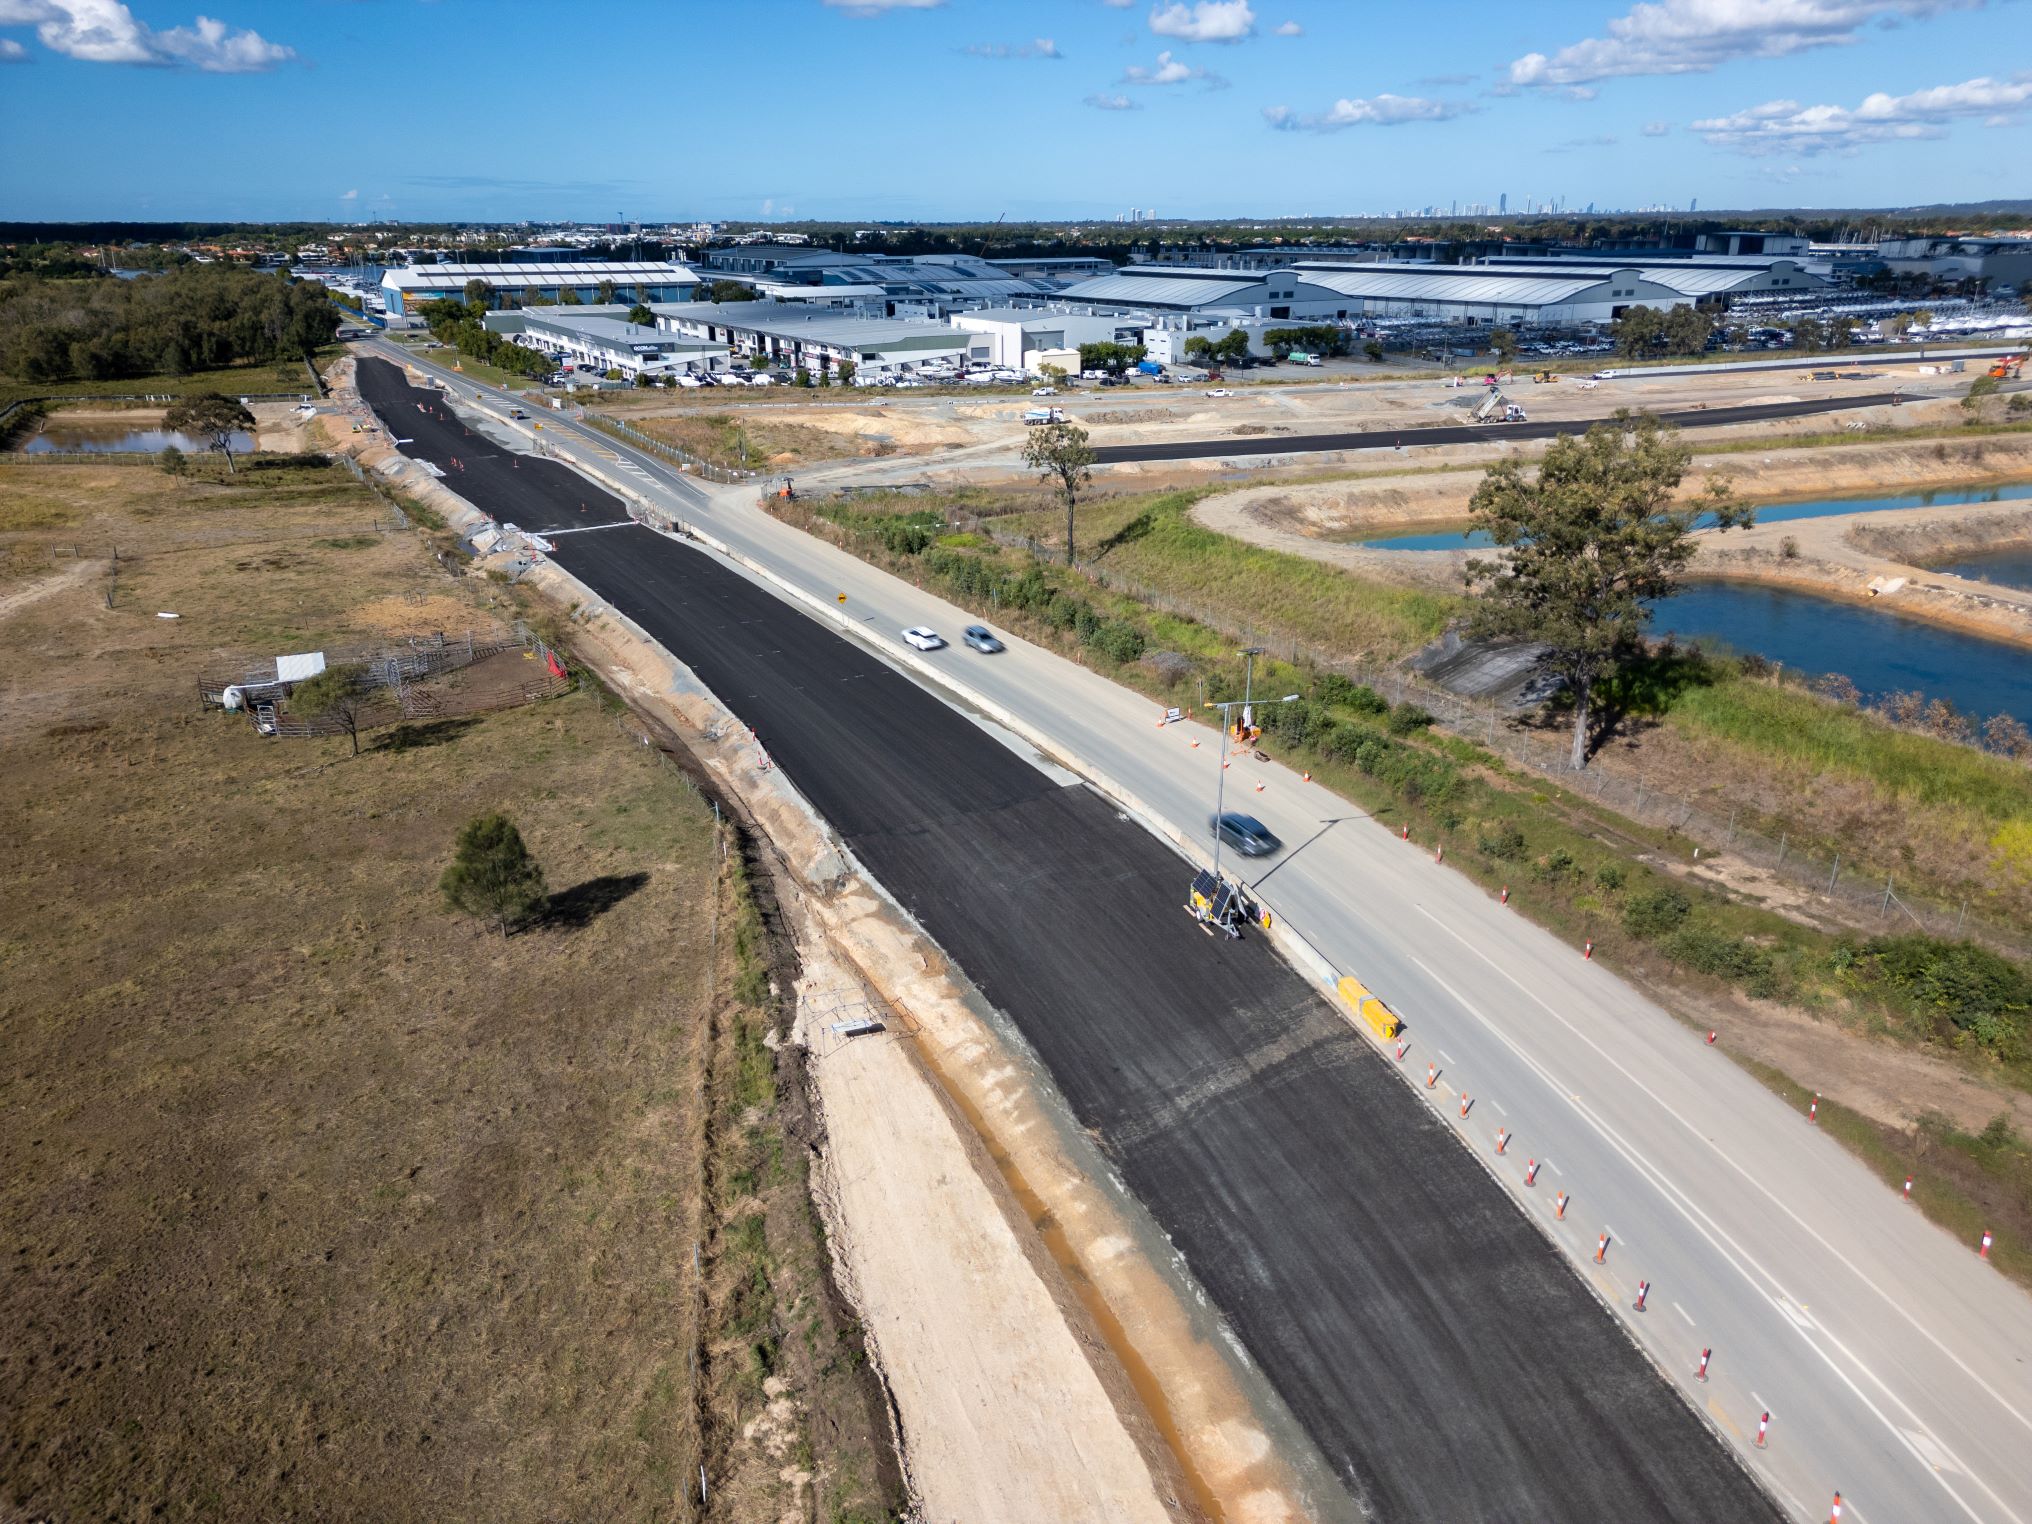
[1358,479,2032,553]
[1655,582,2032,725]
[1935,545,2032,593]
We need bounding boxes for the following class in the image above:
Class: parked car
[1591,369,1618,380]
[901,626,946,652]
[1205,387,1236,398]
[963,625,1004,653]
[1210,812,1280,857]
[1032,386,1058,397]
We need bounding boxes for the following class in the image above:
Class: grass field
[634,410,888,471]
[0,460,897,1522]
[0,348,337,410]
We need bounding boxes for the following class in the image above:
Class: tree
[1464,414,1751,770]
[157,444,185,475]
[1077,340,1148,373]
[558,287,583,306]
[627,302,655,327]
[1611,305,1665,359]
[1022,421,1096,566]
[1364,339,1385,364]
[439,813,548,937]
[836,358,857,386]
[1214,328,1252,366]
[596,279,618,304]
[706,279,761,304]
[164,392,255,474]
[1183,334,1214,363]
[290,662,373,756]
[1039,362,1069,388]
[1963,373,2001,412]
[464,278,494,312]
[1489,328,1519,362]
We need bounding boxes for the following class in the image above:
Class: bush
[1142,650,1194,685]
[1666,924,1780,995]
[1623,886,1693,939]
[1387,702,1435,735]
[1477,821,1528,860]
[1594,864,1626,893]
[1848,935,2030,1054]
[1535,848,1577,881]
[1317,673,1389,715]
[1087,619,1147,663]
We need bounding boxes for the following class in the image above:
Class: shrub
[1141,650,1194,685]
[1387,702,1435,736]
[1317,673,1389,716]
[1849,935,2030,1054]
[1088,619,1147,663]
[1623,886,1693,939]
[1535,848,1577,881]
[1594,864,1626,893]
[1477,821,1528,860]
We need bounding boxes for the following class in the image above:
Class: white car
[1032,386,1058,397]
[1591,369,1617,380]
[901,626,946,652]
[1204,387,1236,398]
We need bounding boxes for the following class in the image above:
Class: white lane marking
[1491,1099,1507,1117]
[1777,1297,1816,1332]
[1674,1301,1695,1327]
[1904,1428,1961,1475]
[1752,1391,1771,1415]
[1541,1157,1561,1175]
[1437,1049,1456,1065]
[1415,906,2032,1446]
[1406,950,2013,1524]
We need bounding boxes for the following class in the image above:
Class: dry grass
[634,412,888,471]
[0,460,887,1521]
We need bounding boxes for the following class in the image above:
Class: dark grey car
[963,625,1005,653]
[1211,811,1280,857]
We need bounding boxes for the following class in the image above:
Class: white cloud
[1122,47,1222,85]
[1267,92,1472,130]
[1509,0,1971,88]
[1149,0,1255,43]
[1545,132,1621,151]
[340,187,358,201]
[0,0,292,70]
[1274,19,1301,35]
[963,37,1060,58]
[1084,91,1140,109]
[1695,72,2032,153]
[1643,119,1671,135]
[0,34,25,58]
[820,0,942,11]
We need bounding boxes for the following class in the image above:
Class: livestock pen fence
[937,510,2029,959]
[197,624,570,739]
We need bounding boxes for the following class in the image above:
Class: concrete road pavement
[363,342,2032,1524]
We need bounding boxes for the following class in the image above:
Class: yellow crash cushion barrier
[1337,975,1403,1041]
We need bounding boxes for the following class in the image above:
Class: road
[1090,392,1905,464]
[360,342,2032,1524]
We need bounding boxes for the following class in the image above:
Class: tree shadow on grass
[543,871,650,930]
[376,718,480,753]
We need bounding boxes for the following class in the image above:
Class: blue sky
[1,0,2026,222]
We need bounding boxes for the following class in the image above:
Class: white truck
[1023,406,1068,426]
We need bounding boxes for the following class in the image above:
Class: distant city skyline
[0,0,2026,222]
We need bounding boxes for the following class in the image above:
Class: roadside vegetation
[770,479,2032,1281]
[632,409,895,470]
[0,456,899,1520]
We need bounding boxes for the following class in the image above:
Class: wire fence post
[1828,855,1840,894]
[1882,876,1895,914]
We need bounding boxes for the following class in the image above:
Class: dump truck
[1022,406,1067,426]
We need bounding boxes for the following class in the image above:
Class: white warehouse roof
[382,261,698,290]
[1293,265,1613,306]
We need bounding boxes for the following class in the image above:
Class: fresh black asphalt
[359,357,1780,1522]
[1091,391,1904,463]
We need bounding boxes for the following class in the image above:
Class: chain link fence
[579,409,760,486]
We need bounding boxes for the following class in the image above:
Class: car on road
[901,626,946,652]
[1205,387,1236,398]
[1210,811,1280,857]
[1591,369,1618,380]
[963,624,1004,653]
[1032,386,1058,397]
[508,408,528,420]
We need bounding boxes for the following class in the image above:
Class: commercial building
[484,306,723,379]
[697,247,1051,314]
[650,301,988,380]
[1467,257,1827,300]
[1290,263,1697,325]
[1872,236,2032,289]
[379,260,700,316]
[1047,266,1350,319]
[947,306,1146,370]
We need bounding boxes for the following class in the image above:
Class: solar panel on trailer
[1191,869,1220,903]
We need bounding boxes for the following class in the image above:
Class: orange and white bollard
[1695,1347,1712,1383]
[1255,780,1266,793]
[1426,1063,1437,1089]
[1301,771,1312,782]
[1809,1095,1819,1124]
[1524,1158,1540,1187]
[1830,1491,1843,1522]
[1499,885,1509,904]
[1904,1176,1913,1202]
[1595,1231,1610,1264]
[1634,1280,1649,1313]
[1494,1127,1509,1155]
[1190,738,1200,748]
[1555,1189,1568,1220]
[1706,1030,1717,1045]
[1459,1093,1472,1119]
[1583,938,1594,960]
[1756,1411,1770,1449]
[1401,823,1410,841]
[1980,1229,1994,1260]
[1395,1038,1407,1062]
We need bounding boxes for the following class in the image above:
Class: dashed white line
[1437,1049,1456,1065]
[1673,1301,1695,1327]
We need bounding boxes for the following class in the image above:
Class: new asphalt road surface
[1090,392,1907,463]
[360,354,1782,1520]
[361,345,2032,1524]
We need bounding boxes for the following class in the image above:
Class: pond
[1932,544,2032,594]
[1655,581,2032,726]
[19,420,256,455]
[1356,479,2032,553]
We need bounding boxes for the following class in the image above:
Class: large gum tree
[1464,411,1751,771]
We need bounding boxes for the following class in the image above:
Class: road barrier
[1595,1231,1610,1264]
[1555,1190,1569,1219]
[1460,1093,1472,1119]
[1335,976,1403,1042]
[1525,1158,1540,1186]
[1494,1126,1509,1154]
[1757,1411,1770,1448]
[1980,1229,1993,1260]
[1696,1347,1712,1382]
[1635,1280,1650,1312]
[1809,1094,1820,1124]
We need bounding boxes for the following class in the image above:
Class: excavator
[1987,355,2026,381]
